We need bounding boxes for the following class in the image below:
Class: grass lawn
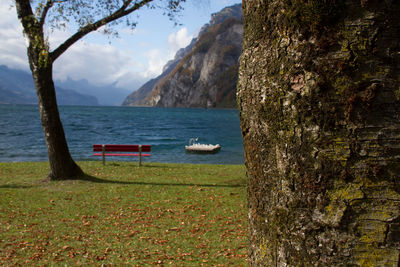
[0,161,248,266]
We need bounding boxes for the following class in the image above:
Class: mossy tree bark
[237,0,400,265]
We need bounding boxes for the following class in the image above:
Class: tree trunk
[15,0,83,180]
[30,60,83,180]
[237,0,400,266]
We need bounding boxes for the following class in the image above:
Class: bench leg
[102,145,105,166]
[139,145,142,167]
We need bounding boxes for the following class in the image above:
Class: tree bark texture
[237,0,400,266]
[30,62,83,180]
[16,0,83,180]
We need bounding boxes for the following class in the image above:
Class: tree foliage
[17,0,186,61]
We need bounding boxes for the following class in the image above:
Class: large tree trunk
[30,61,83,180]
[238,0,400,265]
[16,0,83,180]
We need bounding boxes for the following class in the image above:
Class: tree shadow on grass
[141,164,181,169]
[104,163,181,169]
[78,174,245,188]
[0,183,34,189]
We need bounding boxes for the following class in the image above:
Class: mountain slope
[0,65,98,106]
[56,78,130,106]
[122,4,243,108]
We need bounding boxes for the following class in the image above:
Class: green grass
[0,161,248,266]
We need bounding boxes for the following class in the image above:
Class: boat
[185,138,221,154]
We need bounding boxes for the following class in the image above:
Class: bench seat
[93,153,151,157]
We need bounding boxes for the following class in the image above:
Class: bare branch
[39,0,55,28]
[50,0,153,61]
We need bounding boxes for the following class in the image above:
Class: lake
[0,104,244,164]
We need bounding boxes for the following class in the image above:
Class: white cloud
[0,1,147,91]
[141,49,168,78]
[168,27,193,57]
[0,2,195,93]
[0,2,29,71]
[53,40,146,88]
[139,27,193,78]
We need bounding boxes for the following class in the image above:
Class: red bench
[93,144,151,166]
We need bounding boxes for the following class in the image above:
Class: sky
[0,0,241,93]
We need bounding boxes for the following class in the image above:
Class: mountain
[55,78,131,106]
[0,65,99,106]
[122,4,243,108]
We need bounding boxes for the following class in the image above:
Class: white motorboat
[185,138,221,154]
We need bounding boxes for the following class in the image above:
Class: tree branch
[39,0,55,29]
[50,0,154,62]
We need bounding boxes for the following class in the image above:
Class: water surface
[0,105,244,164]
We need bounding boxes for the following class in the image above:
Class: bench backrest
[93,144,151,152]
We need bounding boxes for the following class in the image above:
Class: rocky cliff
[122,4,243,108]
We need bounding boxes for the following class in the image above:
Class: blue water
[0,104,244,164]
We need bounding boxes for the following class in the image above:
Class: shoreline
[0,161,245,166]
